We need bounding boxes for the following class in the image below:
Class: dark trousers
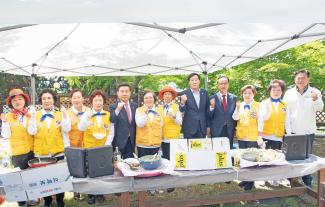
[44,193,65,206]
[263,139,282,150]
[220,125,234,149]
[43,156,65,205]
[302,134,315,186]
[137,147,160,158]
[12,151,34,206]
[120,137,134,159]
[238,141,258,190]
[161,142,170,160]
[238,140,258,149]
[184,129,206,139]
[11,151,34,170]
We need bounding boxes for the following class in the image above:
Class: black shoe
[238,181,247,188]
[167,188,175,193]
[302,178,312,187]
[243,182,254,191]
[114,193,121,197]
[96,195,105,204]
[73,192,80,200]
[225,181,231,184]
[87,195,96,205]
[17,201,27,207]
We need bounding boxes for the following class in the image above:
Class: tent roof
[0,23,324,77]
[1,0,325,23]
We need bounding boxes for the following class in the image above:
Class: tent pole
[0,24,37,32]
[31,64,36,105]
[203,62,208,91]
[31,75,36,105]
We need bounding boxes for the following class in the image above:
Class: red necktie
[222,95,227,112]
[124,104,132,123]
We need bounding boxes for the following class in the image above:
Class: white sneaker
[266,180,279,187]
[158,190,164,194]
[272,180,280,187]
[279,179,291,187]
[148,190,156,196]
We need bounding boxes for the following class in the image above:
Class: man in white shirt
[283,69,324,187]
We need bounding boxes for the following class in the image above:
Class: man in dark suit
[109,84,137,159]
[209,75,237,149]
[179,73,210,139]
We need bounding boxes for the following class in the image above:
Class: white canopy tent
[1,0,325,23]
[1,23,325,77]
[0,23,324,103]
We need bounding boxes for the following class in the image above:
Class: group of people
[1,69,323,206]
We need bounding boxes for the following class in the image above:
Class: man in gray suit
[179,73,210,139]
[209,75,237,149]
[109,84,137,159]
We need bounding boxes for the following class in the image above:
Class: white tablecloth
[73,155,325,194]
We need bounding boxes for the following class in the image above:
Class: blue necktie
[40,113,54,121]
[271,98,281,103]
[244,104,250,110]
[164,104,169,110]
[92,112,107,117]
[77,111,84,116]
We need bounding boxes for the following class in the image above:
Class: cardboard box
[170,137,232,170]
[20,162,73,200]
[0,170,27,202]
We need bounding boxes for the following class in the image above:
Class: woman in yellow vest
[135,90,163,158]
[65,88,89,200]
[1,87,34,207]
[157,86,182,160]
[28,89,71,207]
[259,80,290,150]
[66,89,89,147]
[232,85,261,191]
[78,89,114,205]
[259,80,290,187]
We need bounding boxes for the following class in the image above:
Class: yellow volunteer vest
[67,107,88,147]
[262,99,287,138]
[7,112,34,156]
[83,110,111,148]
[236,101,260,141]
[158,103,181,139]
[34,111,64,156]
[136,106,163,147]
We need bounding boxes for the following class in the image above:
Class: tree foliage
[208,40,325,101]
[66,74,189,95]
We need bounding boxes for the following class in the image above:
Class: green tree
[208,40,325,101]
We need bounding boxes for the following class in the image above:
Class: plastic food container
[139,155,161,170]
